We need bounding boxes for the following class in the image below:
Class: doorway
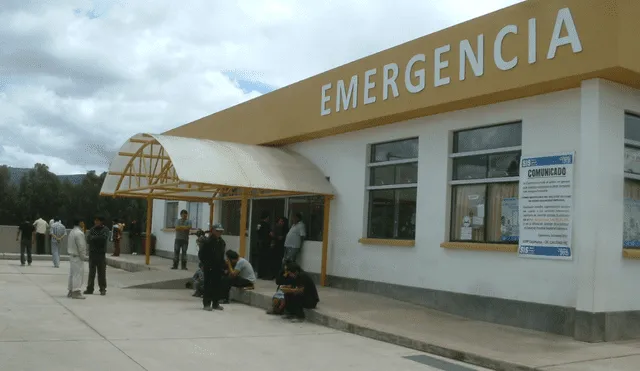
[249,198,286,275]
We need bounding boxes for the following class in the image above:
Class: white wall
[288,89,583,308]
[153,199,244,257]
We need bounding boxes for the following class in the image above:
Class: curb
[229,289,536,371]
[105,257,155,272]
[0,253,70,262]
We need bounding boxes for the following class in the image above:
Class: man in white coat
[67,219,87,299]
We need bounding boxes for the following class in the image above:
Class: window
[187,202,203,229]
[450,122,522,243]
[164,201,179,229]
[288,196,324,241]
[624,113,640,247]
[366,138,418,240]
[220,200,249,236]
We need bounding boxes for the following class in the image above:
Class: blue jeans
[51,239,60,267]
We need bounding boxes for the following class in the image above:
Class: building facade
[113,0,640,342]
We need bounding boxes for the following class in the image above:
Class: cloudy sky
[0,0,523,175]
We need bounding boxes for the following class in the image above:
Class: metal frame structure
[100,133,335,285]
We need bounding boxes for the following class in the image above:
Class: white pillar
[573,79,626,341]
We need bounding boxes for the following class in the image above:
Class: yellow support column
[209,201,214,228]
[145,198,153,265]
[320,196,332,287]
[239,190,248,258]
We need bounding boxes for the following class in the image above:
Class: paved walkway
[0,260,490,371]
[104,255,640,371]
[5,253,640,370]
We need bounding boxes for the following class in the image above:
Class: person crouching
[279,262,319,322]
[185,262,205,297]
[220,250,256,304]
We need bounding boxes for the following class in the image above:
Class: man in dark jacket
[198,223,226,311]
[84,216,110,296]
[256,211,273,279]
[128,219,142,255]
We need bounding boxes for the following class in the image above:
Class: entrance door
[249,198,286,276]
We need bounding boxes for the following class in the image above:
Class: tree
[0,165,148,228]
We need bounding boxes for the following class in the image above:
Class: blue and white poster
[624,198,640,248]
[518,152,574,260]
[500,198,519,242]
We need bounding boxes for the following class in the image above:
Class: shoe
[28,263,31,266]
[67,291,72,298]
[83,290,93,295]
[212,305,224,311]
[290,317,305,323]
[203,306,213,311]
[100,290,106,296]
[221,299,230,304]
[192,292,199,297]
[20,263,25,267]
[71,292,86,300]
[171,266,177,270]
[132,252,137,255]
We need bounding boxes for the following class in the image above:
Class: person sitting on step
[279,262,319,323]
[186,262,205,297]
[220,250,256,304]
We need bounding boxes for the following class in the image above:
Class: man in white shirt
[221,249,256,304]
[50,218,67,268]
[283,213,306,264]
[33,215,48,255]
[67,219,87,299]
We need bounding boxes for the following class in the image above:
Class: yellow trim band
[440,242,518,253]
[623,249,640,259]
[358,238,415,247]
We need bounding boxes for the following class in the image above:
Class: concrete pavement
[106,255,640,371]
[0,260,492,371]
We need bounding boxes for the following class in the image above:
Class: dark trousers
[220,275,254,300]
[130,236,141,254]
[35,233,45,255]
[257,241,272,279]
[284,293,305,318]
[20,240,32,265]
[86,254,107,292]
[272,244,285,275]
[112,240,120,256]
[173,240,188,268]
[202,268,222,308]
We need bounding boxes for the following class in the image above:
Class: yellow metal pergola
[100,133,335,286]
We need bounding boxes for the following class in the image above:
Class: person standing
[256,211,273,279]
[67,219,87,299]
[33,215,48,255]
[271,217,289,275]
[111,218,122,257]
[84,216,110,296]
[128,219,141,255]
[198,223,226,311]
[172,209,192,270]
[16,218,35,266]
[283,213,306,264]
[50,218,66,268]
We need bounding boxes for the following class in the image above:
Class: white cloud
[0,0,523,174]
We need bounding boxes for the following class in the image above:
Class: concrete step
[0,253,70,262]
